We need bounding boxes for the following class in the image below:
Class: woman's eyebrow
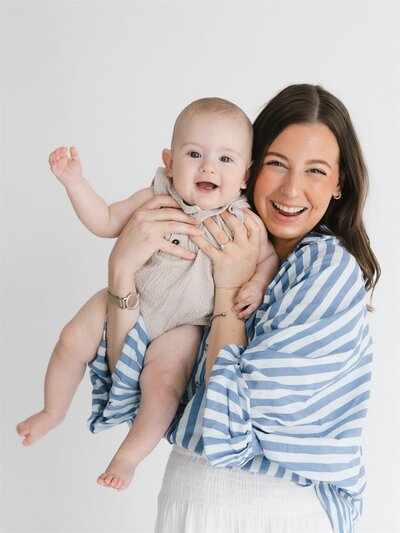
[306,159,332,169]
[266,152,332,170]
[265,151,288,160]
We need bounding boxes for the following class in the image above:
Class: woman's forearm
[106,264,140,373]
[205,287,247,383]
[104,194,202,372]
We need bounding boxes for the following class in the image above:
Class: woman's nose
[280,170,301,198]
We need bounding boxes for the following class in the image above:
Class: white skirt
[154,446,333,533]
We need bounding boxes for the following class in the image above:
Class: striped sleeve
[202,237,372,494]
[88,315,150,433]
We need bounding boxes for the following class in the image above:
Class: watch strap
[107,289,139,310]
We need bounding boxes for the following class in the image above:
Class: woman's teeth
[272,201,305,214]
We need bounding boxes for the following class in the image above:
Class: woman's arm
[105,195,204,370]
[202,237,372,492]
[205,287,247,382]
[191,210,262,382]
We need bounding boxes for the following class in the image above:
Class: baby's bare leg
[97,324,203,491]
[16,288,108,446]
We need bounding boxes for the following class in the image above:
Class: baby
[17,97,278,490]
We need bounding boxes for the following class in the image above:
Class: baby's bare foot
[97,455,137,491]
[16,410,63,446]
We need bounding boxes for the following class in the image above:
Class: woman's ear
[334,174,343,198]
[162,149,173,177]
[332,180,342,200]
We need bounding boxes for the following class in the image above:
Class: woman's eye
[220,155,233,163]
[265,160,285,168]
[308,168,326,176]
[189,151,201,158]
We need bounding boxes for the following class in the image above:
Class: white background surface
[2,1,399,532]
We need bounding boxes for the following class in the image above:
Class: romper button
[172,239,180,245]
[195,381,200,389]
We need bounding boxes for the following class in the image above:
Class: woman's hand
[109,195,203,280]
[106,194,203,368]
[190,209,261,290]
[193,209,261,382]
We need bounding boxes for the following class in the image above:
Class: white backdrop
[2,1,399,532]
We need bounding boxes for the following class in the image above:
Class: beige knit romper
[135,167,249,341]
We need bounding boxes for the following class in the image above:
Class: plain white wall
[2,1,399,532]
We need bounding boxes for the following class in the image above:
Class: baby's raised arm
[49,146,154,238]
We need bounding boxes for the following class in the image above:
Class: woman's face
[253,123,341,261]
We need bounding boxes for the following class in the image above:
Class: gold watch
[107,289,139,310]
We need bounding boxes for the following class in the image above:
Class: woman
[103,84,380,533]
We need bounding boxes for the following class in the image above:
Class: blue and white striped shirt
[89,232,372,533]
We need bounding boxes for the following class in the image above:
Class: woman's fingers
[131,195,200,226]
[159,240,197,260]
[125,208,204,238]
[216,211,258,247]
[201,217,231,246]
[143,194,181,209]
[203,211,261,252]
[220,210,246,230]
[139,194,190,215]
[132,206,200,225]
[110,197,204,273]
[195,211,262,260]
[242,210,262,247]
[192,224,257,290]
[190,234,220,261]
[155,221,204,237]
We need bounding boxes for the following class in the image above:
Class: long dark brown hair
[247,84,380,294]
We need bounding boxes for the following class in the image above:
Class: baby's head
[162,97,253,209]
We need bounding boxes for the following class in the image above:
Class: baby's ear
[240,161,253,189]
[162,149,173,177]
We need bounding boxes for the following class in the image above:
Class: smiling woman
[253,123,341,260]
[247,84,380,293]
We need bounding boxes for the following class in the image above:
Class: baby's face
[163,112,252,209]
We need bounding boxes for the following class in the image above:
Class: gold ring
[219,238,232,250]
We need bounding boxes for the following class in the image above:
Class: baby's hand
[232,279,265,319]
[49,146,83,188]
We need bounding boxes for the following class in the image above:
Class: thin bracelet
[209,312,246,325]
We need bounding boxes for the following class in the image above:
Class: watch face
[126,292,138,310]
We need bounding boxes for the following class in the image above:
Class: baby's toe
[16,422,27,435]
[97,473,109,486]
[22,435,33,447]
[110,476,120,488]
[116,479,125,491]
[104,474,115,486]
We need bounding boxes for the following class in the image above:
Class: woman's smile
[271,200,307,216]
[254,122,341,260]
